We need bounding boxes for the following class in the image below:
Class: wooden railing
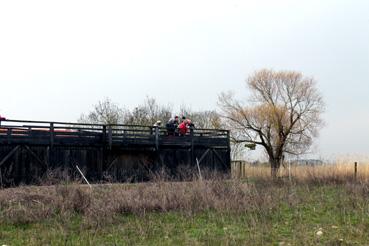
[0,119,230,149]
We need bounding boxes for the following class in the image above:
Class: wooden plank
[106,155,119,172]
[0,145,20,167]
[24,145,48,168]
[197,149,211,165]
[212,149,227,169]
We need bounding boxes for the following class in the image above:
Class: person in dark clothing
[188,120,194,128]
[166,116,179,136]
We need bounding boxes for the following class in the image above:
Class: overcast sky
[0,0,368,160]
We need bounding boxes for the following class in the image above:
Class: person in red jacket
[178,119,191,136]
[178,120,188,136]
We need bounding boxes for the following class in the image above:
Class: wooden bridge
[0,119,231,186]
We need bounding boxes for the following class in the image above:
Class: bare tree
[78,98,126,125]
[191,111,221,129]
[179,106,221,129]
[218,69,325,177]
[124,96,172,125]
[79,97,172,126]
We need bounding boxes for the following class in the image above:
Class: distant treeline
[78,97,221,129]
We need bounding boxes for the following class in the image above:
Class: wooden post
[211,148,215,170]
[108,125,112,150]
[49,122,54,170]
[190,127,194,166]
[17,147,23,184]
[238,161,242,179]
[155,126,159,151]
[102,125,107,146]
[101,126,106,178]
[226,130,231,170]
[46,146,50,167]
[97,147,104,179]
[7,128,11,144]
[76,165,92,189]
[354,162,358,180]
[50,123,54,147]
[64,149,70,170]
[196,158,202,180]
[24,148,30,183]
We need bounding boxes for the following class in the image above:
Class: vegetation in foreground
[1,170,369,245]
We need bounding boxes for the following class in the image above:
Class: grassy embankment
[1,162,369,245]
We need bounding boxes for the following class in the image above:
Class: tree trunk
[270,157,281,178]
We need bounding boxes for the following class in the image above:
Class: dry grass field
[233,156,369,183]
[1,161,369,245]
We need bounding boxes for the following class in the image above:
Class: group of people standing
[153,115,194,136]
[167,115,194,136]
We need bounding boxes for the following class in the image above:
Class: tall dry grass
[0,179,277,226]
[1,170,369,227]
[2,160,369,227]
[233,158,369,183]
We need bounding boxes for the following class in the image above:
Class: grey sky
[0,0,368,159]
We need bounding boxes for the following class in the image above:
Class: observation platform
[0,119,231,186]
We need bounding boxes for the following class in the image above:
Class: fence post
[354,162,358,181]
[50,122,54,147]
[190,127,194,166]
[108,125,112,150]
[239,161,243,179]
[102,125,106,146]
[155,126,159,151]
[100,125,107,180]
[226,130,231,171]
[7,128,11,144]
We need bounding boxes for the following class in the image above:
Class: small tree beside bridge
[219,69,325,177]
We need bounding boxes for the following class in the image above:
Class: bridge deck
[0,119,230,150]
[0,119,231,185]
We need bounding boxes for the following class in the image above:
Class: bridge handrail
[1,119,106,127]
[0,119,229,133]
[0,119,230,149]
